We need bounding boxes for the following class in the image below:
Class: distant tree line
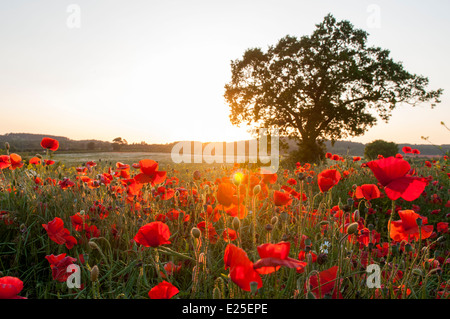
[0,133,448,156]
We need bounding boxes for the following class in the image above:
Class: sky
[0,0,449,145]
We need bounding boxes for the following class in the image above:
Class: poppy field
[0,138,449,300]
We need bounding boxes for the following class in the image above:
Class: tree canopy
[224,14,442,162]
[364,139,399,160]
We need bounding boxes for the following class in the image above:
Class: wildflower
[42,217,77,249]
[354,184,380,201]
[0,276,26,299]
[134,159,166,186]
[45,254,77,282]
[366,157,428,201]
[148,281,179,299]
[134,221,171,247]
[253,242,307,274]
[317,169,341,192]
[273,190,292,206]
[389,210,433,242]
[224,244,262,292]
[40,137,59,151]
[307,266,342,299]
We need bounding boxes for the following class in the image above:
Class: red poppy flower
[29,157,41,165]
[402,146,412,154]
[0,276,25,299]
[253,242,306,275]
[437,222,449,234]
[287,178,297,185]
[41,137,59,151]
[148,281,179,299]
[84,224,100,239]
[353,156,361,162]
[45,159,55,166]
[134,221,171,247]
[59,178,75,190]
[260,169,277,184]
[156,186,175,200]
[216,182,235,207]
[412,149,420,154]
[165,208,189,222]
[134,159,166,186]
[45,254,77,282]
[273,191,292,206]
[42,217,77,249]
[0,155,11,170]
[70,212,89,232]
[161,261,182,278]
[224,244,263,292]
[317,169,341,192]
[197,221,218,244]
[9,154,23,170]
[200,205,221,222]
[222,228,237,242]
[366,157,428,201]
[307,266,342,299]
[354,184,381,201]
[389,210,433,242]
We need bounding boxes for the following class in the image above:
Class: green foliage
[224,14,442,163]
[364,139,399,160]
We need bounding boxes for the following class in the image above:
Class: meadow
[0,138,448,299]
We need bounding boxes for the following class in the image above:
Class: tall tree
[224,14,442,162]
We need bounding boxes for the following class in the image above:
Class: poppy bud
[232,216,240,230]
[353,210,360,222]
[305,238,312,247]
[91,265,99,282]
[5,142,10,151]
[265,224,273,232]
[306,176,313,184]
[20,224,27,233]
[193,170,201,180]
[36,154,43,160]
[346,222,359,235]
[88,240,101,251]
[405,244,413,253]
[391,244,399,255]
[271,216,278,225]
[213,287,222,299]
[347,198,354,206]
[191,227,201,239]
[297,172,305,180]
[250,281,258,295]
[368,224,374,231]
[416,218,423,226]
[317,253,328,265]
[253,184,261,196]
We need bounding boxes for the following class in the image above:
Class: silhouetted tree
[364,139,398,160]
[224,14,442,163]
